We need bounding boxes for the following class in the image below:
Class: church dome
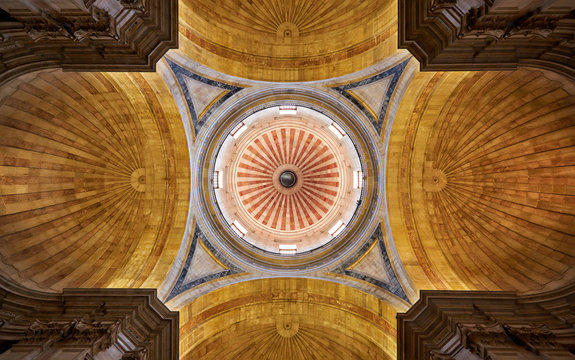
[184,86,384,273]
[213,106,362,253]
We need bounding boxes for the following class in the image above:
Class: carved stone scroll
[0,275,178,359]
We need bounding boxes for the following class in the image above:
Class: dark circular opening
[279,170,297,188]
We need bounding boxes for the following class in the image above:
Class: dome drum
[192,90,383,271]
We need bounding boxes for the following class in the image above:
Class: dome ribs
[235,126,341,232]
[393,69,575,292]
[0,70,188,291]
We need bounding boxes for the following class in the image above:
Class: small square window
[214,170,224,189]
[230,122,247,139]
[328,122,346,139]
[353,170,363,189]
[231,220,248,237]
[279,105,297,115]
[279,244,297,255]
[328,220,345,237]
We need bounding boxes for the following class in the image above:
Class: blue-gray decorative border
[167,225,242,300]
[333,225,410,303]
[166,59,243,135]
[332,58,410,133]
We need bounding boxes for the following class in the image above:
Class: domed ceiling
[0,1,574,358]
[179,278,397,360]
[178,0,398,81]
[387,68,575,293]
[236,126,341,232]
[213,106,362,253]
[0,69,190,291]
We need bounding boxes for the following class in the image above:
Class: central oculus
[279,170,297,188]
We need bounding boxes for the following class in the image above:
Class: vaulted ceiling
[178,0,399,81]
[0,69,190,291]
[0,0,573,359]
[179,278,397,359]
[387,68,575,294]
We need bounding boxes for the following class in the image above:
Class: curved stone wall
[387,68,575,293]
[0,69,190,291]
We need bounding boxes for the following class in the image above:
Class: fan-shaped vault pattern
[0,69,190,291]
[178,278,398,360]
[178,0,399,81]
[236,127,340,231]
[186,322,387,360]
[387,68,575,293]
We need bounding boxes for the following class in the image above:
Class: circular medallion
[212,105,365,255]
[235,127,340,232]
[279,171,297,188]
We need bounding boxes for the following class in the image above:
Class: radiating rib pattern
[392,69,575,292]
[236,128,340,231]
[0,70,189,291]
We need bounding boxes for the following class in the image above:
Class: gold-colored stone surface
[178,0,398,81]
[0,2,574,358]
[387,68,575,293]
[0,69,190,291]
[178,278,398,360]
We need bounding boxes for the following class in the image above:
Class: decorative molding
[0,275,178,359]
[332,58,411,133]
[397,284,575,360]
[21,7,117,42]
[457,322,559,359]
[430,0,457,12]
[167,225,243,301]
[166,59,244,136]
[332,225,410,303]
[121,349,147,360]
[0,0,177,86]
[117,0,146,11]
[399,0,575,80]
[458,5,574,41]
[23,319,120,350]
